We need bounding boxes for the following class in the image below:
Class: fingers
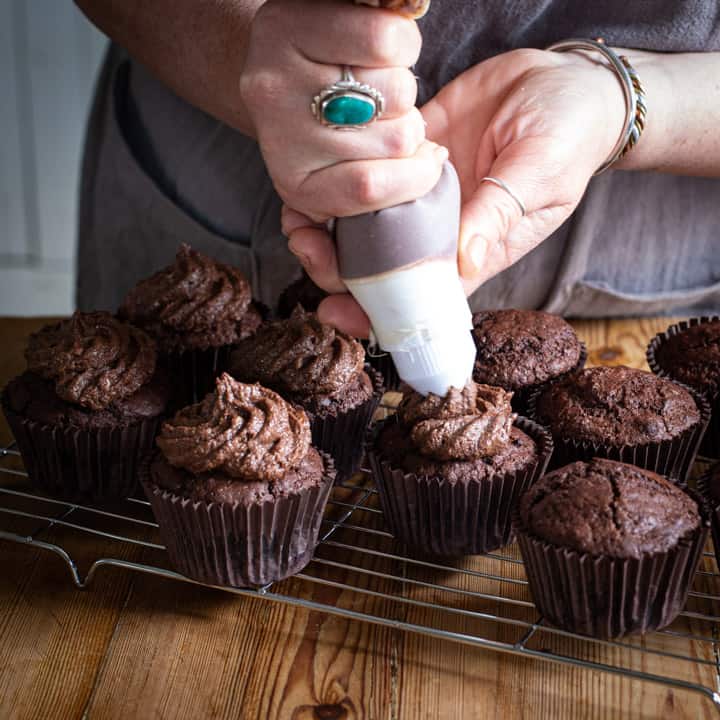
[297,140,448,219]
[318,294,371,338]
[277,0,423,68]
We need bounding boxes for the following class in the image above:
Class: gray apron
[77,0,720,316]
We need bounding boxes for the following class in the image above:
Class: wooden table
[1,316,717,720]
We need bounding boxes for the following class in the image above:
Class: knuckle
[239,68,283,108]
[350,166,385,206]
[386,119,421,158]
[364,15,400,64]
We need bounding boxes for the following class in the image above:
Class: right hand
[241,0,447,224]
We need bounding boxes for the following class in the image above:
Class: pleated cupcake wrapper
[141,454,335,588]
[527,384,711,483]
[513,488,710,639]
[367,416,554,557]
[306,367,384,481]
[509,342,588,416]
[164,345,234,407]
[2,399,161,503]
[696,466,720,569]
[647,316,720,460]
[364,349,401,393]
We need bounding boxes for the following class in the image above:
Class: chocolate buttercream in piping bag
[335,162,475,396]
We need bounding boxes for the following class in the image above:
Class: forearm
[75,0,263,136]
[613,50,720,176]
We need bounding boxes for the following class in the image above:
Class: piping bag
[335,0,475,397]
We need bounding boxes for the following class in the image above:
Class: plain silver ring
[481,176,526,217]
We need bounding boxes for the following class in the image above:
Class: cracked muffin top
[519,459,700,558]
[472,309,583,390]
[535,365,700,445]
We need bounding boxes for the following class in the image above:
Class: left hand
[284,47,626,336]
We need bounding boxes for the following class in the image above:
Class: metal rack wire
[2,431,720,714]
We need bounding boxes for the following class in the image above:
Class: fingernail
[288,241,312,269]
[465,236,485,276]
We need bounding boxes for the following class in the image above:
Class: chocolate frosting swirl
[397,382,516,460]
[25,312,157,411]
[120,244,258,351]
[231,307,365,397]
[157,374,311,481]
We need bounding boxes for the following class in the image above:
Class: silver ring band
[481,176,526,217]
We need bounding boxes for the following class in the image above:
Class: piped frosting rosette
[142,374,335,587]
[368,381,553,556]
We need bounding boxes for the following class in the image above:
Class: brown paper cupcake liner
[367,416,553,557]
[141,454,335,588]
[696,463,720,569]
[2,399,161,503]
[364,347,401,393]
[527,384,711,482]
[514,488,710,639]
[305,366,384,481]
[647,317,720,460]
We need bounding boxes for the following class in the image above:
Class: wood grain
[1,315,719,720]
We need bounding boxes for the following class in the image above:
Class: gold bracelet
[546,38,647,175]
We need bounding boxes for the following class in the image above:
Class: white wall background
[0,0,107,316]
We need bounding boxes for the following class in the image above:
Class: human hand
[287,47,625,336]
[242,0,446,223]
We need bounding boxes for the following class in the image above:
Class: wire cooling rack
[2,415,720,714]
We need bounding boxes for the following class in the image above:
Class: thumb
[458,152,538,286]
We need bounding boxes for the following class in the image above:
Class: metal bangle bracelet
[546,38,646,175]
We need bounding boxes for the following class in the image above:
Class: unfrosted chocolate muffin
[472,309,585,412]
[2,312,171,501]
[533,365,706,479]
[697,462,720,569]
[648,317,720,458]
[653,320,720,396]
[370,381,552,556]
[230,307,383,476]
[143,374,335,587]
[516,459,707,638]
[119,244,263,403]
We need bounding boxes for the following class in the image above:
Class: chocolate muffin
[2,312,171,501]
[229,306,383,477]
[277,273,401,391]
[697,462,720,569]
[143,374,335,587]
[648,317,720,458]
[369,381,552,556]
[515,459,708,638]
[120,244,262,402]
[472,309,585,413]
[532,365,708,480]
[276,271,328,319]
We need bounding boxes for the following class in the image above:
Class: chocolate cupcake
[472,309,586,414]
[2,312,170,501]
[531,365,709,481]
[120,244,262,403]
[277,273,401,392]
[368,381,553,556]
[142,374,335,587]
[229,307,383,477]
[647,317,720,458]
[697,462,720,569]
[515,459,708,639]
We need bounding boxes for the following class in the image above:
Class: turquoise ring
[311,66,385,129]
